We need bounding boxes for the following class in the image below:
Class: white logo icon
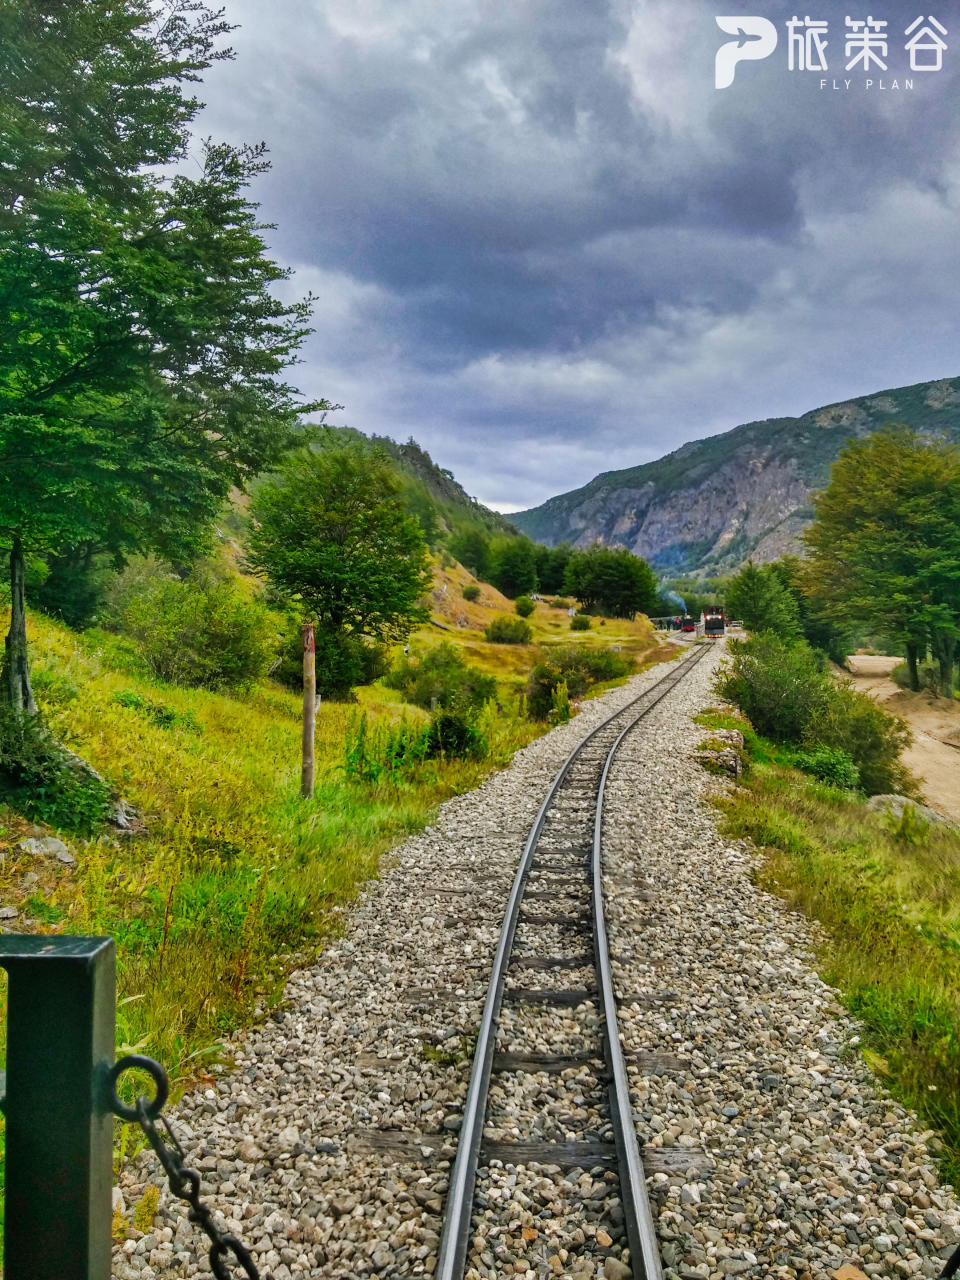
[715,16,779,87]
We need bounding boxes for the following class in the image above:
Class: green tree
[448,528,491,580]
[768,556,850,663]
[400,482,440,546]
[487,536,538,598]
[30,543,113,629]
[0,2,319,713]
[533,542,573,595]
[562,545,658,618]
[803,427,960,695]
[724,561,801,636]
[247,447,432,695]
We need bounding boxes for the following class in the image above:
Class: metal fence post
[0,935,115,1279]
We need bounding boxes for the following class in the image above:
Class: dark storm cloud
[195,0,960,508]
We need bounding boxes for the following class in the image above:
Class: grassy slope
[0,576,661,1087]
[703,709,960,1178]
[420,559,660,692]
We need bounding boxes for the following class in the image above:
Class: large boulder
[18,836,76,864]
[866,794,958,830]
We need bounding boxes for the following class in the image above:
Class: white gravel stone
[601,645,960,1280]
[114,656,687,1277]
[114,644,960,1280]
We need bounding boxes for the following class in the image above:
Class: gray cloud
[195,0,960,508]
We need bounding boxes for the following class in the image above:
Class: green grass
[0,604,666,1244]
[1,609,662,1084]
[0,612,540,1091]
[712,728,960,1179]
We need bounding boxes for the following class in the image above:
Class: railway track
[436,642,713,1280]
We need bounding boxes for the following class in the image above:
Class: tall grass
[710,718,960,1178]
[0,613,539,1088]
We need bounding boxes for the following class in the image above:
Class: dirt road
[846,666,960,822]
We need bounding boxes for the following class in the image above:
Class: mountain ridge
[306,423,517,542]
[511,377,960,574]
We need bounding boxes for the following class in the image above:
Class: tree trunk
[935,635,956,699]
[4,536,37,715]
[906,641,921,692]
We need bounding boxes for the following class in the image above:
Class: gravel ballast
[601,648,960,1280]
[114,645,960,1280]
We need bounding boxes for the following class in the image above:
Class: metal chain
[107,1054,262,1280]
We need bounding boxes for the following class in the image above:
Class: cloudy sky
[194,0,960,511]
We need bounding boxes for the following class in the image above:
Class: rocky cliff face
[512,377,960,574]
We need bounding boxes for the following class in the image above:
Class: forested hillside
[298,425,517,546]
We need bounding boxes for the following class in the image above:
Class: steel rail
[592,665,700,1280]
[435,642,711,1280]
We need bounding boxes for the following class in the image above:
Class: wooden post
[301,623,316,798]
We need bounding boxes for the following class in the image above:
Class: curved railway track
[436,642,713,1280]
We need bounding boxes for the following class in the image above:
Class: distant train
[680,614,696,633]
[702,609,726,639]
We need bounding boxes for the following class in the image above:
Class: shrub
[108,561,279,690]
[83,628,150,677]
[552,598,572,610]
[717,633,914,795]
[812,682,913,796]
[342,712,429,782]
[342,706,486,781]
[515,595,535,618]
[714,634,829,741]
[384,642,496,713]
[462,584,480,603]
[570,615,591,631]
[0,706,112,834]
[525,645,632,719]
[561,645,634,684]
[484,616,532,644]
[790,745,861,790]
[274,618,386,699]
[424,711,487,760]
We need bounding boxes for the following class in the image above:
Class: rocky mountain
[512,377,960,574]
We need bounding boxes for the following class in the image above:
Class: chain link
[108,1054,262,1280]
